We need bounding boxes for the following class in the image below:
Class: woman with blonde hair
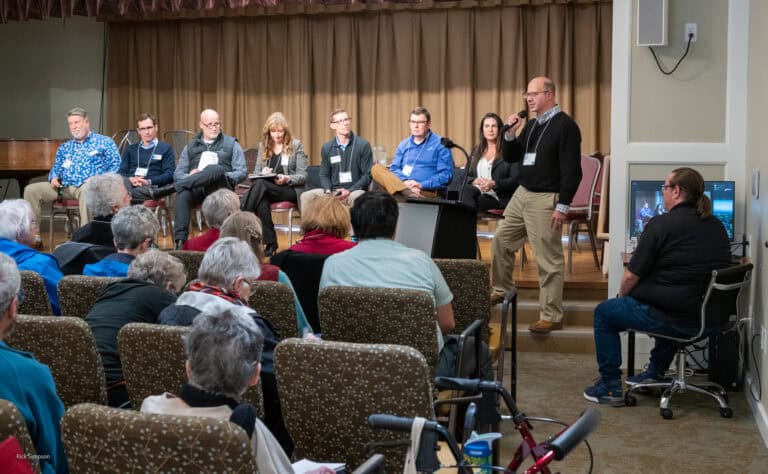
[220,211,314,336]
[290,195,355,255]
[241,112,307,257]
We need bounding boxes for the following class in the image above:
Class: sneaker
[626,369,670,386]
[583,379,624,406]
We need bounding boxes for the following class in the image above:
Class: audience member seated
[584,167,732,406]
[0,199,63,315]
[0,253,68,473]
[289,195,355,255]
[182,189,241,251]
[141,309,294,473]
[118,113,176,202]
[72,172,132,248]
[461,113,520,212]
[320,191,456,337]
[157,238,290,452]
[221,211,314,336]
[83,205,160,277]
[86,249,186,407]
[370,106,453,198]
[241,112,308,256]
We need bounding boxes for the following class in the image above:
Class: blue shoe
[584,379,624,406]
[626,369,670,386]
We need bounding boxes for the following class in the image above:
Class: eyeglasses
[660,183,674,192]
[409,120,428,125]
[522,90,550,99]
[138,126,155,132]
[202,122,221,129]
[332,117,352,125]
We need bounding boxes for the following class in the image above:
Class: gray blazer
[253,138,308,186]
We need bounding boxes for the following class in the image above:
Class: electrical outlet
[685,23,697,42]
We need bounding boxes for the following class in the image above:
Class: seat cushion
[142,199,166,208]
[53,199,80,208]
[270,201,296,210]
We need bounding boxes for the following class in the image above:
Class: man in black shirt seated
[584,167,731,406]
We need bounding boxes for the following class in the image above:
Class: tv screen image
[629,180,735,240]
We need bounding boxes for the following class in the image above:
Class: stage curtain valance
[106,1,611,164]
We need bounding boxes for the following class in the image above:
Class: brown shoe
[490,293,505,305]
[528,320,563,334]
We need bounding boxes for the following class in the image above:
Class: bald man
[153,109,246,249]
[490,76,582,334]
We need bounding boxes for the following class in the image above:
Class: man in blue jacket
[371,106,453,198]
[119,113,175,202]
[0,253,68,473]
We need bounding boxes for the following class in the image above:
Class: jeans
[594,296,700,381]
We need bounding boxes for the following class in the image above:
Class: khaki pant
[370,164,438,198]
[491,186,564,322]
[299,188,366,210]
[23,181,91,227]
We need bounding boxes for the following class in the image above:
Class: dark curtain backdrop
[106,1,611,165]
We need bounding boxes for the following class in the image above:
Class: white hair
[198,237,260,290]
[202,189,241,229]
[86,173,128,218]
[0,199,35,243]
[0,253,21,315]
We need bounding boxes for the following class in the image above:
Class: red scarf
[186,280,247,305]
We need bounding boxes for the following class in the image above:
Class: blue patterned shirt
[49,132,121,187]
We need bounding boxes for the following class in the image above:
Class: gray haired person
[86,249,187,407]
[182,188,241,251]
[82,205,160,277]
[142,309,293,473]
[72,172,132,247]
[0,253,68,472]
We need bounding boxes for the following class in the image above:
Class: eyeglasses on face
[660,184,674,192]
[202,122,221,129]
[522,90,550,99]
[409,120,428,125]
[332,117,352,125]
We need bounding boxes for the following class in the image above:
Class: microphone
[501,109,529,133]
[440,137,456,149]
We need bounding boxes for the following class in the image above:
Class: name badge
[281,156,290,167]
[339,171,352,183]
[330,155,341,164]
[62,158,73,169]
[523,153,537,166]
[151,154,162,161]
[402,164,414,176]
[88,149,99,157]
[134,167,148,177]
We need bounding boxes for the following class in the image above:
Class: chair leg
[587,226,601,269]
[195,208,203,233]
[287,210,294,246]
[48,209,55,251]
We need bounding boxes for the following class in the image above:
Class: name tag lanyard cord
[333,135,356,174]
[523,119,553,157]
[136,142,158,174]
[403,132,429,172]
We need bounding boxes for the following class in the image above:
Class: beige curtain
[107,1,611,166]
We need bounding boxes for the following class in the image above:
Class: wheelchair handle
[367,414,442,434]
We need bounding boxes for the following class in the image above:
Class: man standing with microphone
[490,76,582,334]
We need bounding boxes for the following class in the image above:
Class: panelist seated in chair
[118,113,176,202]
[86,250,186,408]
[289,196,356,256]
[23,107,121,241]
[461,113,520,212]
[583,167,732,406]
[151,109,247,250]
[0,254,68,473]
[141,309,296,474]
[83,205,160,277]
[0,199,63,315]
[299,108,373,209]
[241,112,308,257]
[182,189,241,251]
[370,106,453,198]
[71,172,131,248]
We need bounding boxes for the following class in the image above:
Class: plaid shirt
[49,132,121,187]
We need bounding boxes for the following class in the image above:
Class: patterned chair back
[433,259,491,341]
[275,338,434,472]
[58,275,120,318]
[18,271,52,316]
[118,323,263,416]
[248,280,298,339]
[5,315,107,408]
[0,399,40,474]
[168,250,205,284]
[62,403,256,473]
[318,286,439,371]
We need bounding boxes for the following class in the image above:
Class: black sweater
[501,112,582,206]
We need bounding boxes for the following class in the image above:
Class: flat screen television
[629,180,735,240]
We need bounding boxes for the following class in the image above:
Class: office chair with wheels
[625,263,753,419]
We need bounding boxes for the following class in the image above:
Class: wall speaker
[637,0,668,47]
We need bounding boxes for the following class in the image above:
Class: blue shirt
[49,132,121,187]
[83,253,135,277]
[0,341,68,473]
[0,238,62,315]
[390,131,453,190]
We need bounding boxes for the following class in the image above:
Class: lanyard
[334,135,356,173]
[524,118,553,155]
[137,142,158,170]
[403,132,429,169]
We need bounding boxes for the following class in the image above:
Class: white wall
[0,17,106,139]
